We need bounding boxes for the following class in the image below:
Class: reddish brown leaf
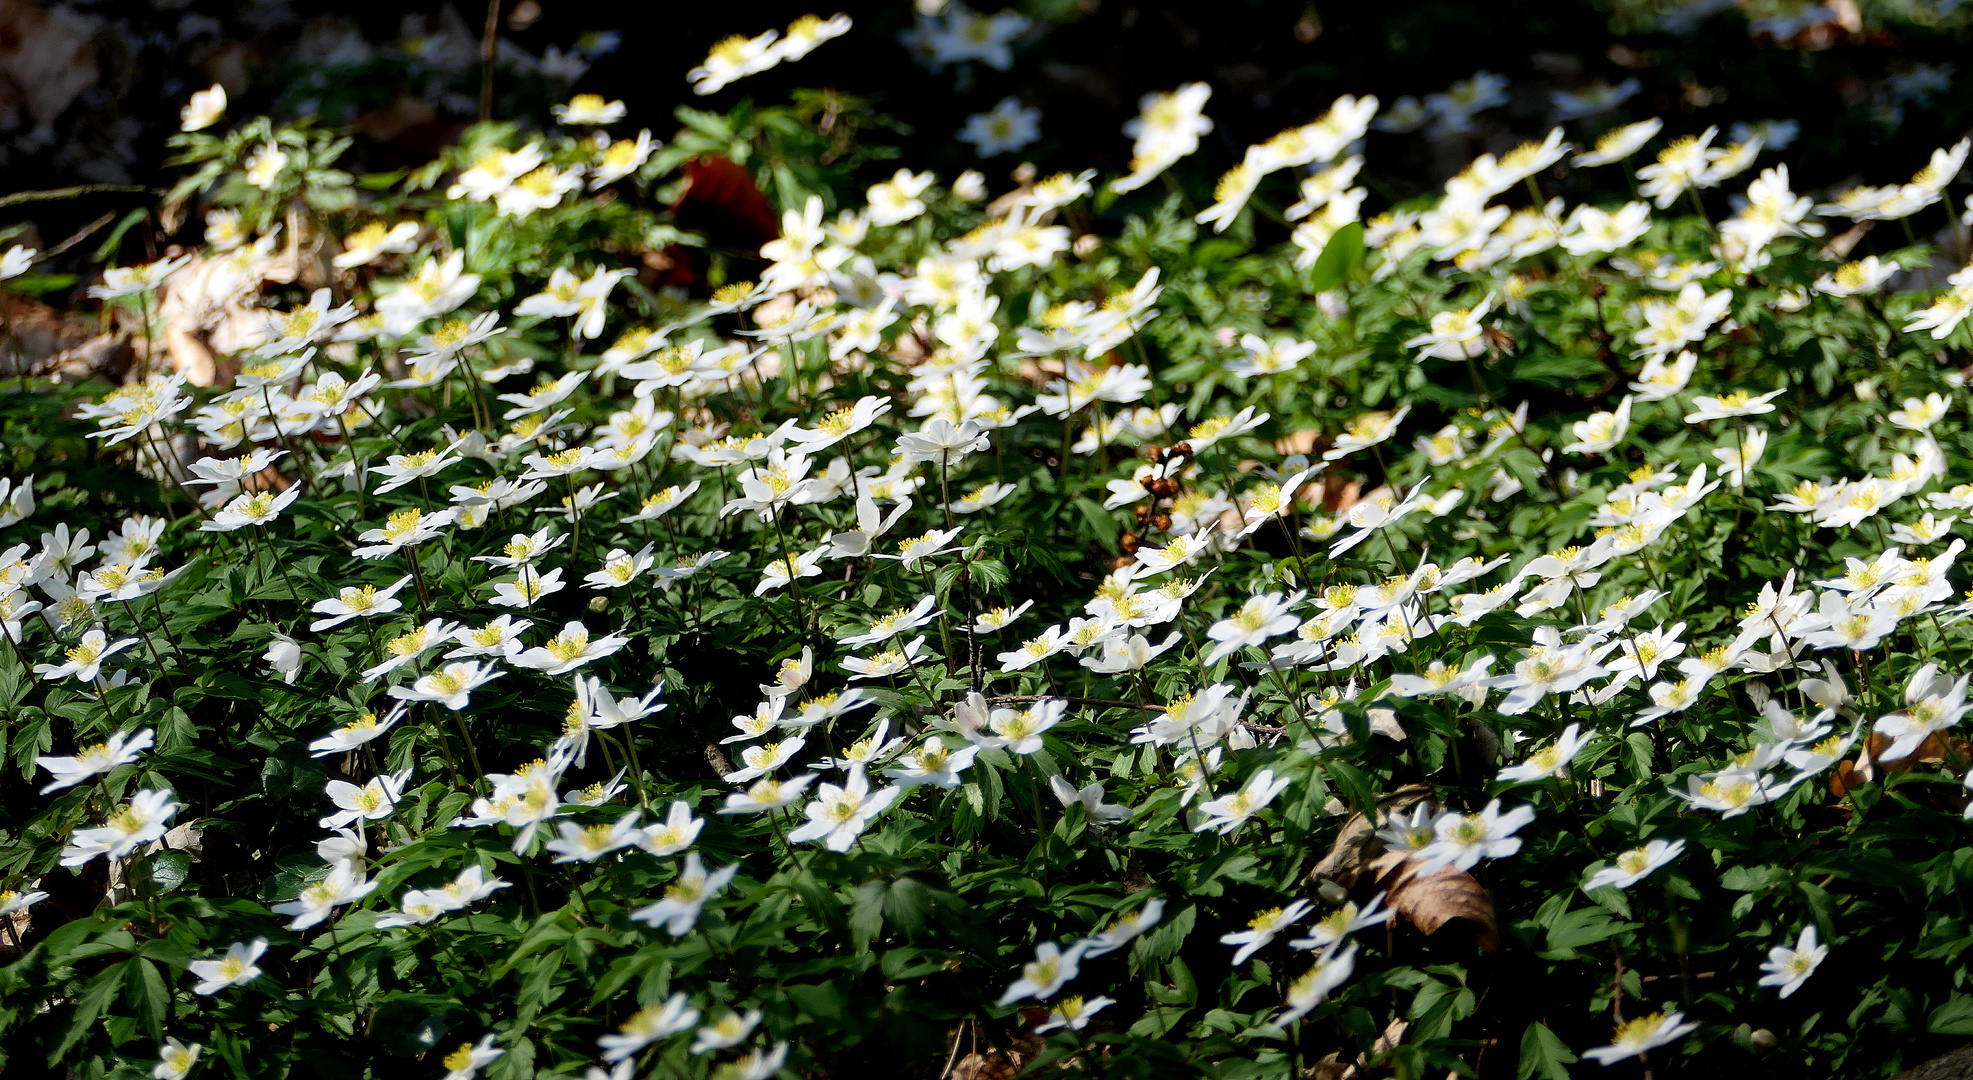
[1382,862,1499,953]
[673,156,779,252]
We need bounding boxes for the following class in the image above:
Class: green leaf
[1325,760,1376,818]
[93,208,150,263]
[850,880,887,952]
[4,273,76,296]
[1072,497,1121,554]
[146,850,192,895]
[1518,1021,1578,1080]
[1543,908,1637,954]
[129,957,169,1038]
[56,966,124,1060]
[1307,221,1365,293]
[1931,995,1973,1035]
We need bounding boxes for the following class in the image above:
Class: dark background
[3,0,1971,269]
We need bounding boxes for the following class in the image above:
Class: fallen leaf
[674,156,779,252]
[1337,1018,1409,1078]
[1309,783,1431,889]
[1273,429,1321,456]
[1381,860,1499,953]
[1322,474,1362,514]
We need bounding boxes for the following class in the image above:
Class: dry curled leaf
[1336,1018,1410,1079]
[1309,783,1431,889]
[950,1053,1019,1080]
[1381,860,1499,953]
[1322,474,1363,514]
[1831,731,1973,796]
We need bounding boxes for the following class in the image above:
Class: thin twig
[986,694,1161,712]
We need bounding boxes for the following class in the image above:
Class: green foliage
[5,28,1973,1080]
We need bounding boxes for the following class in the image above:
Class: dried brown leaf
[1309,784,1431,889]
[1382,861,1498,953]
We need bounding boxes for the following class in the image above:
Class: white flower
[776,12,852,62]
[1685,387,1786,424]
[787,769,900,851]
[1274,942,1358,1026]
[986,699,1067,755]
[36,727,154,793]
[546,811,646,863]
[1495,724,1590,785]
[636,800,704,856]
[724,737,807,784]
[1671,772,1801,817]
[180,84,227,130]
[320,769,412,830]
[1403,296,1493,360]
[867,168,936,225]
[755,547,827,596]
[1560,202,1651,255]
[263,633,303,684]
[0,887,48,918]
[690,1008,764,1055]
[996,940,1087,1006]
[1204,591,1303,663]
[187,939,267,995]
[0,244,35,280]
[1582,838,1685,892]
[895,418,989,467]
[361,618,464,680]
[154,1038,202,1080]
[34,626,138,684]
[1582,1012,1698,1065]
[1562,397,1633,455]
[1221,900,1313,964]
[958,97,1042,158]
[630,852,738,935]
[1631,349,1698,401]
[1083,898,1165,957]
[514,621,630,675]
[585,545,657,589]
[1386,656,1495,699]
[307,706,405,757]
[1288,895,1389,951]
[1195,769,1293,834]
[243,142,288,190]
[690,28,781,95]
[553,93,625,124]
[387,662,505,711]
[490,566,566,608]
[590,130,657,189]
[1414,800,1535,874]
[1047,775,1131,822]
[598,993,699,1062]
[1756,924,1829,998]
[1873,663,1970,762]
[353,507,456,558]
[1113,83,1214,192]
[719,773,817,816]
[446,616,533,660]
[269,861,376,929]
[1035,995,1115,1034]
[333,221,421,269]
[1493,641,1608,715]
[439,1035,503,1080]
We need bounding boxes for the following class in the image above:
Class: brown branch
[986,694,1161,712]
[479,0,501,123]
[0,185,153,209]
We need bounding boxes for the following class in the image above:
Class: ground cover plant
[6,8,1973,1080]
